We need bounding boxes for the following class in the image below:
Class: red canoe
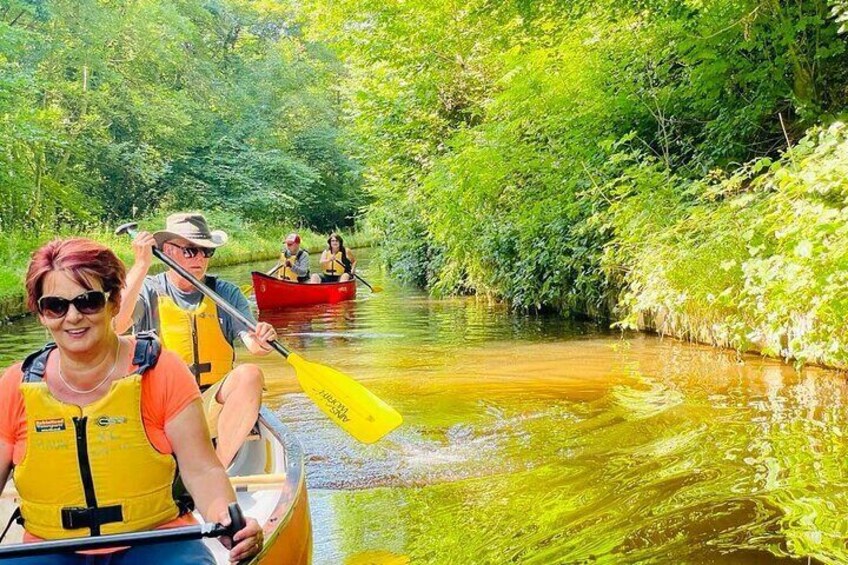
[252,271,357,310]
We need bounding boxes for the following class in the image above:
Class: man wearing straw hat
[115,212,277,467]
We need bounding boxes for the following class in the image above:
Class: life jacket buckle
[61,505,123,530]
[189,362,212,377]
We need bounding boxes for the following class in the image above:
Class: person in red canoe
[276,233,311,283]
[311,233,356,283]
[0,238,262,564]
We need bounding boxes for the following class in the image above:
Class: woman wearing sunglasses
[0,238,262,564]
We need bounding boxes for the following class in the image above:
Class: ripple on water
[260,331,848,563]
[276,394,572,490]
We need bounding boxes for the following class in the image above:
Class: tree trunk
[52,65,89,183]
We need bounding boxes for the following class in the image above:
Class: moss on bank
[0,210,374,321]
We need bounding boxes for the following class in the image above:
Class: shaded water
[1,252,847,564]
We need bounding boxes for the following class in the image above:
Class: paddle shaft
[117,225,290,359]
[329,258,376,292]
[0,503,245,558]
[0,523,221,558]
[267,262,284,277]
[353,271,375,292]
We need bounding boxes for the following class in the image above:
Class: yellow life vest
[155,277,234,388]
[14,337,180,539]
[277,250,305,282]
[322,251,349,275]
[278,263,298,282]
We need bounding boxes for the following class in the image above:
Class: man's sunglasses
[167,242,215,259]
[37,290,110,319]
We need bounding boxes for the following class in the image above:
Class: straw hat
[152,213,229,249]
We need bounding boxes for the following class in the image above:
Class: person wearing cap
[276,233,310,283]
[114,213,277,468]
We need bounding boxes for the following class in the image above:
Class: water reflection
[0,317,52,368]
[292,336,843,564]
[259,300,362,351]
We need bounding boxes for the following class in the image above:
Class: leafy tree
[0,0,363,233]
[295,0,848,315]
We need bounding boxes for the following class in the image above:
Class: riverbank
[0,210,375,321]
[605,122,848,370]
[297,1,848,371]
[369,120,848,371]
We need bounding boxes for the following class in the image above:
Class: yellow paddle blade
[370,285,384,293]
[286,352,402,443]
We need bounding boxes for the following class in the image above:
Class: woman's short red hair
[25,238,126,313]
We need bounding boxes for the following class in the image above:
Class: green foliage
[294,0,848,330]
[605,122,848,368]
[0,0,364,233]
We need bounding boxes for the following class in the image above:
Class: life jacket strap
[21,345,56,383]
[21,334,161,384]
[0,508,22,544]
[132,332,161,374]
[61,505,123,531]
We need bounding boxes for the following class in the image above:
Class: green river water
[1,252,846,564]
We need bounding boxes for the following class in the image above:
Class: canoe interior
[205,406,311,564]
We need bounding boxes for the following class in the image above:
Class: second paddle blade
[287,352,402,443]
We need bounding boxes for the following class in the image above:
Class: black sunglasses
[37,290,110,319]
[167,242,215,259]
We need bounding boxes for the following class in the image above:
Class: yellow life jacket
[278,263,298,282]
[277,249,306,282]
[322,251,349,275]
[155,276,234,388]
[14,336,180,539]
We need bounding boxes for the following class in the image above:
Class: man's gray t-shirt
[132,273,255,343]
[282,248,310,278]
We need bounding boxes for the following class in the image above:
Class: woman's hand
[220,513,264,563]
[131,231,156,268]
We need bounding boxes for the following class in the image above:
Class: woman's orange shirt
[0,338,203,541]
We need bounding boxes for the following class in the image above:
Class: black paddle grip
[114,222,139,237]
[227,503,246,537]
